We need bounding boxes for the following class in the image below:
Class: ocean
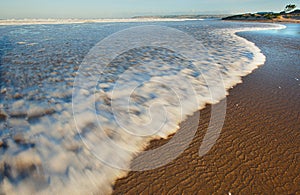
[0,20,284,194]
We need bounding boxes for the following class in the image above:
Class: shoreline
[222,10,300,24]
[0,19,298,194]
[112,24,300,193]
[223,18,300,23]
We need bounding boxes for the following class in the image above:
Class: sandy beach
[112,24,300,194]
[225,18,300,24]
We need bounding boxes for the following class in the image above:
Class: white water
[0,21,285,194]
[0,18,204,26]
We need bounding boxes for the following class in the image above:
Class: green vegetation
[264,13,280,19]
[222,4,299,22]
[284,4,297,13]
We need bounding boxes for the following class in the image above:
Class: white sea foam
[0,21,285,194]
[0,18,204,26]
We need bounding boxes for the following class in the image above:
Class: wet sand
[226,19,300,24]
[112,25,300,194]
[224,17,300,24]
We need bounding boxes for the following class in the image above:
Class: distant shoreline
[223,18,300,24]
[222,10,300,23]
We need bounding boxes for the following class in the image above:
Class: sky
[0,0,299,19]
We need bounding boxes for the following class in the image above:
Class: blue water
[252,23,300,37]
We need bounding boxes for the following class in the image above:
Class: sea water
[0,20,284,194]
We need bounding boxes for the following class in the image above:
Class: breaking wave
[0,21,285,194]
